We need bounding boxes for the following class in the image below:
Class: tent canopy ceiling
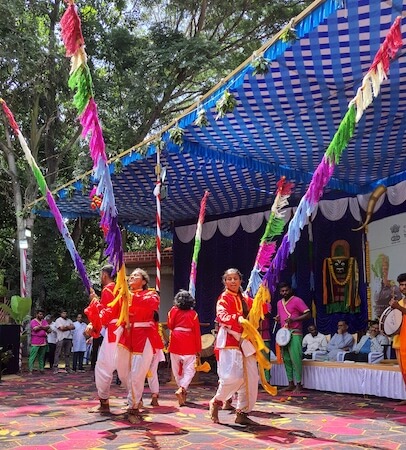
[38,0,406,232]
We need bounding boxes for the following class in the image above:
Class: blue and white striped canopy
[45,0,406,233]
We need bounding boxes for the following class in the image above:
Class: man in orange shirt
[389,273,406,403]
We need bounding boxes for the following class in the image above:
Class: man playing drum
[275,282,310,393]
[389,273,406,399]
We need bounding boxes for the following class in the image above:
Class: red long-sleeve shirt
[167,306,202,355]
[216,289,253,348]
[119,289,161,353]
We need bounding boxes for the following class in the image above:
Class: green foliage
[114,158,123,173]
[252,55,271,76]
[281,21,298,44]
[215,90,237,119]
[169,125,184,148]
[0,295,32,324]
[194,108,209,127]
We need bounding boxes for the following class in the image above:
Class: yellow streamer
[239,318,277,396]
[107,265,131,326]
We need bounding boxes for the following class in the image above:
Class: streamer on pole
[0,99,92,293]
[188,191,210,298]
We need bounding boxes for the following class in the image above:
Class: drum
[275,328,291,347]
[379,306,402,336]
[201,333,215,358]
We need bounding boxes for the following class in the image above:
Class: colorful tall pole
[154,149,162,292]
[20,248,27,297]
[189,191,210,298]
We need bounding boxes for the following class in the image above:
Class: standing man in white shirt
[45,315,57,369]
[53,310,75,374]
[72,313,87,372]
[302,325,328,359]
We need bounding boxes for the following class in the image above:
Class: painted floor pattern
[1,367,406,450]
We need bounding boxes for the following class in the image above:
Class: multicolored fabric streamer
[60,0,130,324]
[262,16,403,295]
[246,177,294,301]
[188,191,210,298]
[0,99,91,293]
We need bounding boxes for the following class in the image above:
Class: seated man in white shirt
[343,321,389,362]
[302,325,328,359]
[315,320,354,361]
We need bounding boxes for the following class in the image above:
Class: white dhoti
[95,326,121,400]
[147,349,165,394]
[170,353,197,391]
[126,339,154,409]
[212,348,258,413]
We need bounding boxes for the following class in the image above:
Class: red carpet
[0,367,406,449]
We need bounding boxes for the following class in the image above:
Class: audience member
[323,320,354,361]
[72,313,87,372]
[28,309,50,374]
[45,315,57,369]
[90,334,104,371]
[344,321,389,362]
[302,325,328,359]
[53,310,75,374]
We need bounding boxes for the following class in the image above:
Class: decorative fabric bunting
[246,176,294,329]
[189,191,210,298]
[60,1,130,324]
[0,99,91,293]
[261,16,403,295]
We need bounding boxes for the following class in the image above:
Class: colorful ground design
[1,366,406,450]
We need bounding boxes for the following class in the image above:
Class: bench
[270,360,406,400]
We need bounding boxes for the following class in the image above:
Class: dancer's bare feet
[280,382,295,392]
[209,399,221,423]
[128,408,141,424]
[175,387,186,406]
[222,398,235,411]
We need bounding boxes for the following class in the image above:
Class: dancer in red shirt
[116,268,160,424]
[209,268,258,426]
[167,289,202,406]
[86,264,122,414]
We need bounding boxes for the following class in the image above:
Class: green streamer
[260,216,285,243]
[32,164,48,197]
[325,105,356,164]
[68,65,93,113]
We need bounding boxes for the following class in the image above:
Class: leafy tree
[0,0,311,312]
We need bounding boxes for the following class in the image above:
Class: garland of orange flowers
[327,258,354,286]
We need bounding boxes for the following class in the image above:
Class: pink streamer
[305,157,335,204]
[80,99,107,164]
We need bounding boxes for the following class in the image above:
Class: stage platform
[271,360,406,400]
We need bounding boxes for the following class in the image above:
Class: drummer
[389,273,406,396]
[274,281,310,393]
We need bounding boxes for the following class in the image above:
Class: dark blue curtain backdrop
[173,198,406,338]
